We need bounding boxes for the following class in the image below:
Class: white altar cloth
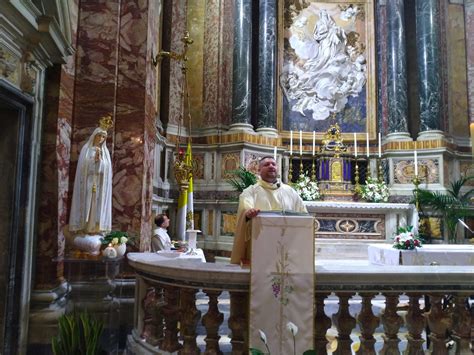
[368,244,474,266]
[127,249,206,263]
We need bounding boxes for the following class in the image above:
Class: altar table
[368,244,474,266]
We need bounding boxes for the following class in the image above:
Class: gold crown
[99,114,113,131]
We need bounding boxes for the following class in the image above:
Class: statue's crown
[99,114,113,131]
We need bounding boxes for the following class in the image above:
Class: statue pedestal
[73,235,103,255]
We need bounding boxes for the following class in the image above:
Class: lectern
[249,213,315,355]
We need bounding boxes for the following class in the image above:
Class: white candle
[312,131,316,156]
[290,130,293,155]
[273,146,277,161]
[366,132,370,157]
[378,132,382,158]
[414,150,418,176]
[354,132,358,158]
[299,130,303,156]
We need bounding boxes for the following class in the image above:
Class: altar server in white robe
[69,127,112,234]
[151,214,173,251]
[231,156,307,264]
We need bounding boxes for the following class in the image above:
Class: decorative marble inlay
[220,211,237,236]
[393,158,439,184]
[421,217,442,239]
[221,152,240,179]
[243,152,266,174]
[208,210,214,236]
[311,213,385,239]
[460,162,474,185]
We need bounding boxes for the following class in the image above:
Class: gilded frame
[277,0,376,140]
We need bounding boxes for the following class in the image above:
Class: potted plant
[52,311,103,355]
[416,176,474,243]
[227,166,257,193]
[100,231,134,257]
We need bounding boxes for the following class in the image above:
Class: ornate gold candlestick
[377,157,384,182]
[354,158,361,195]
[311,156,317,182]
[288,155,293,182]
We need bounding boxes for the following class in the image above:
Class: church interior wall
[0,0,472,353]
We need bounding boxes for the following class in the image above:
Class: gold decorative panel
[220,211,237,236]
[193,153,205,179]
[221,152,240,179]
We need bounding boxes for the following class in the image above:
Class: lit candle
[366,132,370,157]
[312,131,316,156]
[414,150,418,176]
[378,132,382,158]
[273,146,277,161]
[299,130,303,156]
[354,132,358,158]
[290,130,293,155]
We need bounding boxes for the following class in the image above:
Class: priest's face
[259,157,277,183]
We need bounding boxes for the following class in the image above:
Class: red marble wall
[34,0,79,289]
[192,0,233,128]
[168,0,188,126]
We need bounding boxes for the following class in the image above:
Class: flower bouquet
[292,173,320,201]
[360,176,389,202]
[101,231,133,257]
[392,226,422,250]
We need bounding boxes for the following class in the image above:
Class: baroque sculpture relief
[280,1,375,134]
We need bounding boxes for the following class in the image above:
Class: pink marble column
[113,0,158,250]
[34,1,79,288]
[466,1,474,125]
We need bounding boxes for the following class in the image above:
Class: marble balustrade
[127,253,473,355]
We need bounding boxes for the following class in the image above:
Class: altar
[305,201,417,241]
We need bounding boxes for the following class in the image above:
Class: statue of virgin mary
[69,120,112,240]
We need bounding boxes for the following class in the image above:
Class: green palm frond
[227,167,257,193]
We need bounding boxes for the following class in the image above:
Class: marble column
[230,0,253,132]
[385,0,411,141]
[255,0,277,137]
[416,0,443,139]
[376,1,388,136]
[465,1,474,126]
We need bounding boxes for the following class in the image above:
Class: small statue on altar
[69,115,113,255]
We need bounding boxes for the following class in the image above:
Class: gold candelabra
[354,158,361,195]
[377,157,384,182]
[311,156,317,182]
[152,31,193,67]
[412,175,421,211]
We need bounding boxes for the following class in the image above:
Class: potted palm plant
[416,176,474,243]
[227,166,257,193]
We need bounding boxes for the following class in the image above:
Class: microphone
[276,182,281,188]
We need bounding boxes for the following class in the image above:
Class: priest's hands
[245,208,260,219]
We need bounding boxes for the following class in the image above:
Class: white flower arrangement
[360,176,389,203]
[392,226,422,250]
[292,173,320,201]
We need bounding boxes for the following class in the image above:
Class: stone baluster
[140,286,165,346]
[425,294,452,354]
[202,290,224,355]
[333,292,356,355]
[379,292,403,355]
[161,285,182,352]
[229,292,249,355]
[314,292,332,354]
[356,293,380,355]
[451,293,471,354]
[179,288,201,354]
[404,293,426,355]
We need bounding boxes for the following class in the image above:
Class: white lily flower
[286,321,298,336]
[258,329,267,345]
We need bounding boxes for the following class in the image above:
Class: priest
[230,156,307,264]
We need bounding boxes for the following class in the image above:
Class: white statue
[285,9,366,121]
[69,116,113,255]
